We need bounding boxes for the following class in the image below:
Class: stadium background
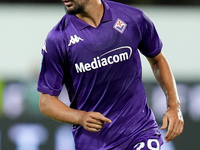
[0,0,199,149]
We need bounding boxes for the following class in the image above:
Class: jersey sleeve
[138,12,163,57]
[37,31,66,96]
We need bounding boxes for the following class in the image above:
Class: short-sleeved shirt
[37,0,163,149]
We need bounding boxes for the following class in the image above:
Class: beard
[65,3,84,15]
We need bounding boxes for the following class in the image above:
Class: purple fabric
[37,0,163,149]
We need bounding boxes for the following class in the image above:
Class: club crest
[113,18,127,34]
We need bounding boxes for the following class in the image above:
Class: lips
[63,0,73,7]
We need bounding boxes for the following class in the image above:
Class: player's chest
[66,23,140,63]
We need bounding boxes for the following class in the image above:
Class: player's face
[62,0,89,15]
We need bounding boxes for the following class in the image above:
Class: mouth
[62,0,73,7]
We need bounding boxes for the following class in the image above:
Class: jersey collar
[71,0,112,30]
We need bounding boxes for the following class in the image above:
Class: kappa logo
[42,42,47,53]
[113,18,127,34]
[68,34,83,46]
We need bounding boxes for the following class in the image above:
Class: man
[37,0,184,149]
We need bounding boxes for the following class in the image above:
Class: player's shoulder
[106,0,151,26]
[46,14,71,42]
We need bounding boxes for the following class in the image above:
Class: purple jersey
[38,0,163,149]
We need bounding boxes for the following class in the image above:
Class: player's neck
[76,0,104,28]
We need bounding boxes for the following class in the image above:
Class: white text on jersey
[75,46,132,73]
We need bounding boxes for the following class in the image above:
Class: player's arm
[147,52,184,142]
[39,93,111,132]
